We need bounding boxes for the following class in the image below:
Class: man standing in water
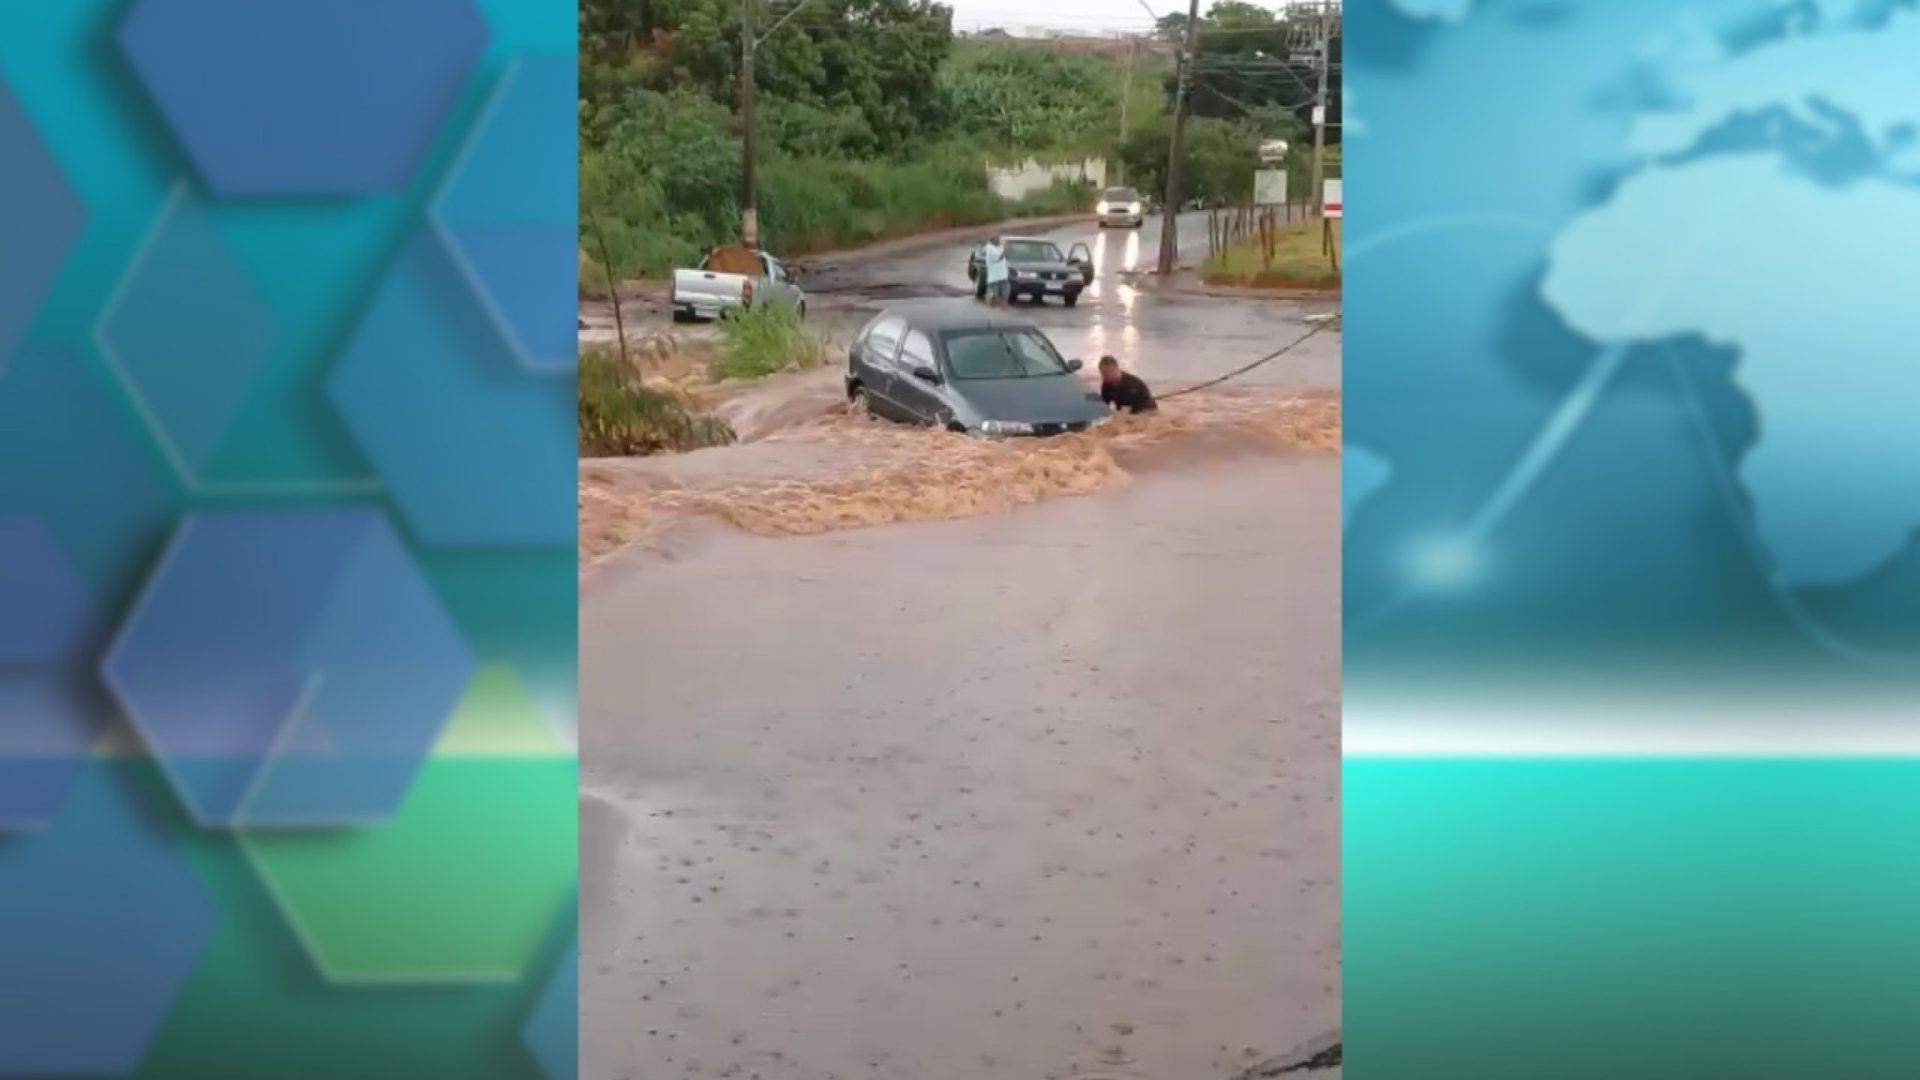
[981,235,1009,308]
[1098,356,1158,414]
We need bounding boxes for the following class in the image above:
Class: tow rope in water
[1157,312,1339,401]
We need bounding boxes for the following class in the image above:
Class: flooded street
[580,211,1342,1079]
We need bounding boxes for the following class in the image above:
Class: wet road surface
[580,209,1340,396]
[579,209,1342,1078]
[581,459,1341,1080]
[796,210,1340,393]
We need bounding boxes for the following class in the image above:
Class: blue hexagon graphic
[329,232,573,547]
[0,515,111,829]
[116,0,490,197]
[436,54,578,374]
[0,348,178,640]
[0,766,217,1075]
[98,188,277,482]
[0,78,86,368]
[102,508,474,827]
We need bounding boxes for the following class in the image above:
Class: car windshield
[1103,188,1138,202]
[1003,240,1064,263]
[942,329,1071,380]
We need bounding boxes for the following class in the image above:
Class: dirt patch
[580,388,1340,571]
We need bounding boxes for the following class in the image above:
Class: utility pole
[1155,0,1202,277]
[1116,36,1137,183]
[740,0,760,245]
[1308,2,1331,218]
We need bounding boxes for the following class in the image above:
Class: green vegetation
[579,347,734,456]
[712,302,826,381]
[1202,218,1341,287]
[1121,1,1341,206]
[579,1,1182,281]
[1168,1,1342,135]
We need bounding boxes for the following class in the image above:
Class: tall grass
[758,153,1092,256]
[712,303,825,381]
[579,347,735,456]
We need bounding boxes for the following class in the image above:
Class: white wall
[987,158,1107,201]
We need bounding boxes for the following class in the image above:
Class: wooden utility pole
[1155,0,1202,277]
[740,0,760,245]
[1116,36,1137,183]
[1308,2,1331,218]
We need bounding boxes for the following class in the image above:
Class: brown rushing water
[579,387,1339,570]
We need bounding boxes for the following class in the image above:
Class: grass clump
[1202,218,1342,287]
[579,347,735,456]
[712,303,825,382]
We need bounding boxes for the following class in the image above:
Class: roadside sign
[1311,105,1325,126]
[1322,178,1342,219]
[1254,169,1288,206]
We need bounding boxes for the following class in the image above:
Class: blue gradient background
[0,0,576,1075]
[1346,0,1920,1074]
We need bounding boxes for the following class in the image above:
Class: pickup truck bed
[670,246,805,322]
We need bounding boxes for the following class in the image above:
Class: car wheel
[1063,292,1080,308]
[671,307,694,323]
[797,301,807,319]
[849,385,872,418]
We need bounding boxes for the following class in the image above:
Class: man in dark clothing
[1098,356,1157,414]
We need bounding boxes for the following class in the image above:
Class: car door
[891,329,947,425]
[760,255,796,308]
[1067,242,1094,284]
[854,315,909,419]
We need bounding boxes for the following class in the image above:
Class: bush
[579,347,734,455]
[712,302,824,381]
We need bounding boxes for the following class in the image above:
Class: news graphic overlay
[1346,0,1920,1075]
[0,2,576,1077]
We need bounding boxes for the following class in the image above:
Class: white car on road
[1095,186,1146,229]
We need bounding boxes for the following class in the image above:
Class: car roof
[1001,235,1059,244]
[872,300,1043,334]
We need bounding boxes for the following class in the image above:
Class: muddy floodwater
[579,211,1341,1079]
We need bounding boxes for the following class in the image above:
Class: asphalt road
[579,211,1342,1080]
[799,210,1340,394]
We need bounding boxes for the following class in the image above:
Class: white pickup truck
[669,245,806,322]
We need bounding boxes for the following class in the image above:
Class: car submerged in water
[845,303,1110,437]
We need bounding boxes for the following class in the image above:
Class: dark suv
[844,302,1109,436]
[966,237,1094,306]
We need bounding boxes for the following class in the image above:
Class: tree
[940,45,1119,155]
[1116,113,1265,208]
[581,0,956,157]
[1165,1,1340,143]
